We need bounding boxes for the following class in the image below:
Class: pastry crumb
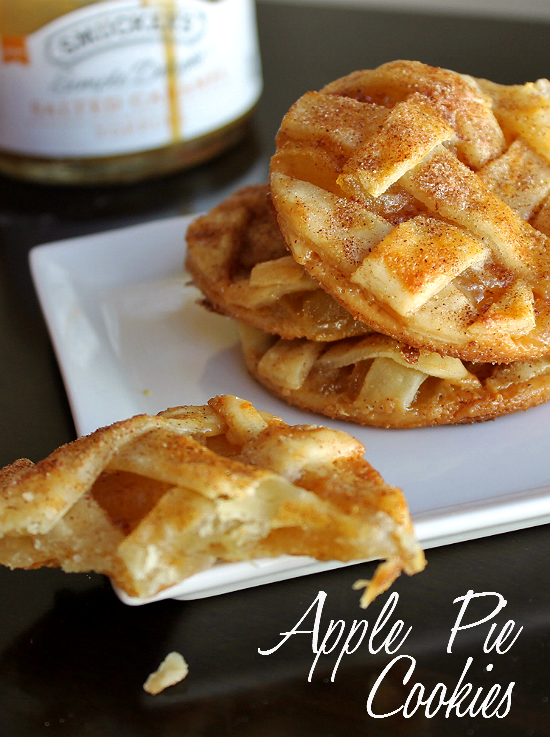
[352,578,371,609]
[143,651,188,695]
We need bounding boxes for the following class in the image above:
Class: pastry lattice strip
[226,255,319,307]
[0,396,425,601]
[478,139,550,220]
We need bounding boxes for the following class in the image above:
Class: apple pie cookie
[239,323,550,428]
[270,60,550,363]
[185,184,369,341]
[0,396,425,602]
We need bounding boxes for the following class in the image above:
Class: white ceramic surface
[29,216,550,604]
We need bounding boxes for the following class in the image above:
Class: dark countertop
[1,3,549,735]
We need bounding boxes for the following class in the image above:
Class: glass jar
[0,0,262,184]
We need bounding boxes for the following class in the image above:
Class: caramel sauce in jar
[0,0,262,184]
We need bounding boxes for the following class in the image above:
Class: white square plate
[29,216,550,604]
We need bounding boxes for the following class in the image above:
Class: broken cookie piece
[0,395,425,603]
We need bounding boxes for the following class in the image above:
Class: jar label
[0,0,262,158]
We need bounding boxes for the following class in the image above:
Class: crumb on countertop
[143,651,188,695]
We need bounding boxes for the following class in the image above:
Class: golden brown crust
[0,396,425,601]
[239,323,550,429]
[185,184,369,341]
[270,61,550,363]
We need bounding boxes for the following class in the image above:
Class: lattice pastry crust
[0,396,425,603]
[185,184,369,341]
[240,323,550,428]
[270,60,550,363]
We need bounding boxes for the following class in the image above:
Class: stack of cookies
[186,60,550,429]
